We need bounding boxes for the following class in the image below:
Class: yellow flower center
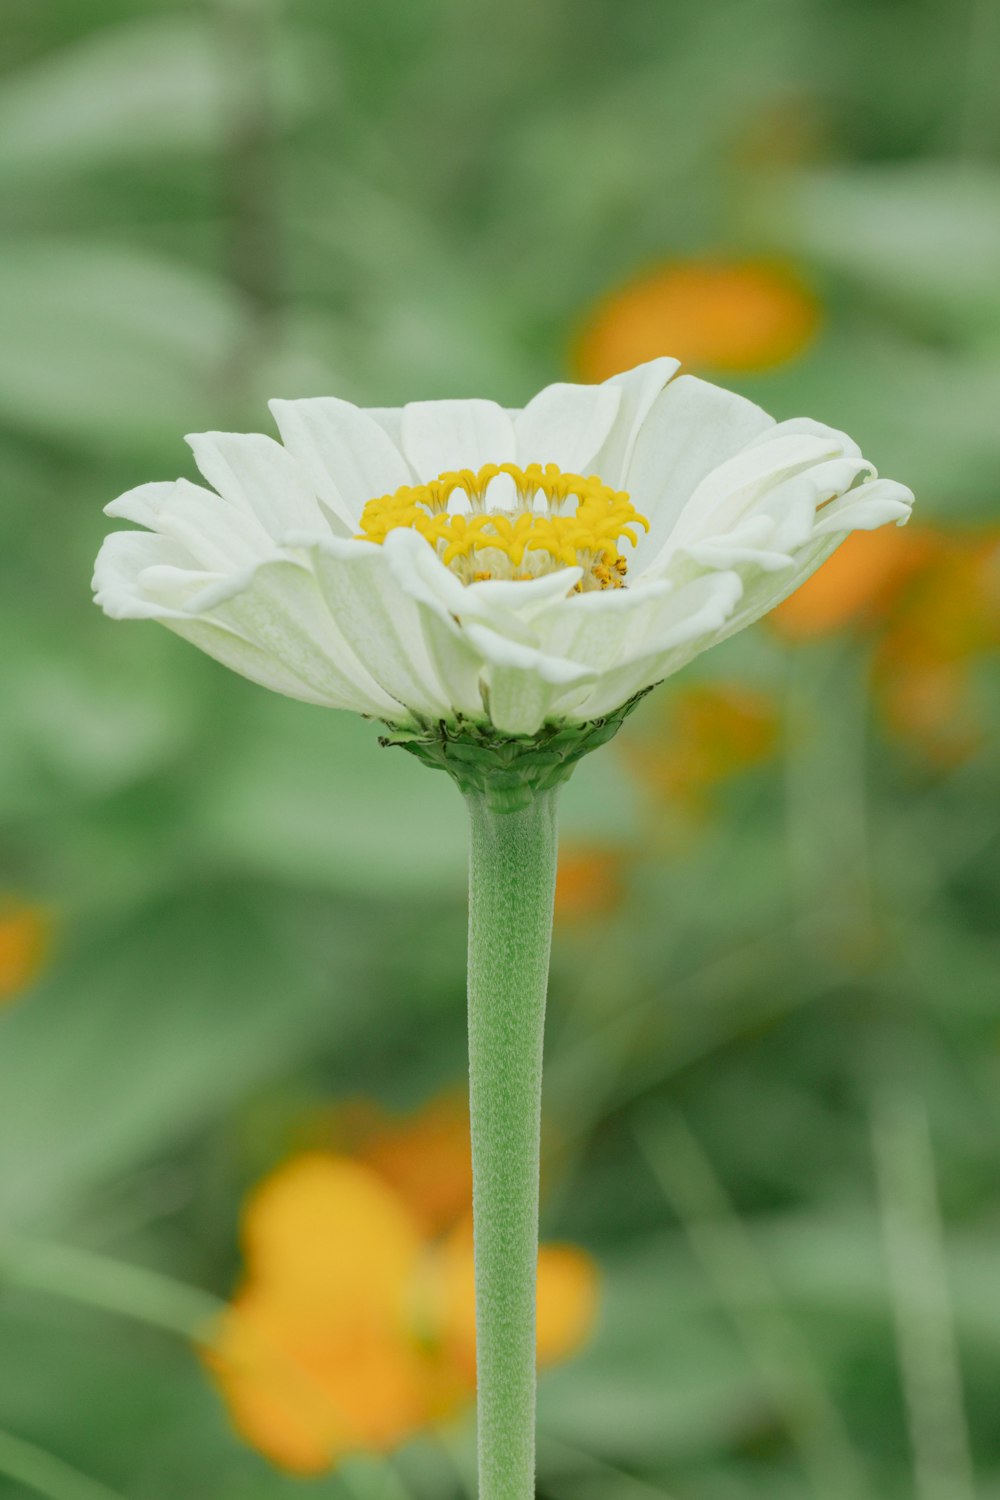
[356,463,649,591]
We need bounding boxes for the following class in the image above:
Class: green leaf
[0,18,221,179]
[0,241,243,452]
[0,887,374,1231]
[759,163,1000,337]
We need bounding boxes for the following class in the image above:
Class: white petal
[93,530,201,618]
[380,526,495,625]
[375,532,487,720]
[530,580,673,673]
[677,483,816,572]
[186,431,327,536]
[662,430,846,556]
[710,536,842,646]
[415,606,488,723]
[813,477,915,536]
[568,572,744,720]
[682,538,795,572]
[364,407,406,447]
[138,563,230,611]
[513,381,621,473]
[269,396,412,530]
[106,478,273,571]
[626,376,775,568]
[640,570,745,651]
[164,616,338,707]
[158,482,276,570]
[747,415,864,464]
[675,481,911,657]
[105,480,189,529]
[379,527,557,648]
[589,357,681,485]
[401,399,516,479]
[194,556,404,719]
[94,532,335,706]
[794,453,872,493]
[299,537,455,720]
[465,569,583,620]
[671,461,868,580]
[464,624,596,736]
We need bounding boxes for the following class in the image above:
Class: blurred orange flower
[554,845,627,925]
[0,900,49,1005]
[332,1092,473,1242]
[574,259,819,382]
[623,683,780,814]
[205,1103,598,1473]
[873,531,1000,765]
[773,525,1000,765]
[770,525,934,640]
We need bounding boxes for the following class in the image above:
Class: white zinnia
[93,358,913,737]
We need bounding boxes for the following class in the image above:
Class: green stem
[465,786,560,1500]
[0,1237,221,1340]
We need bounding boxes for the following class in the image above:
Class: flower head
[94,360,912,744]
[204,1100,598,1473]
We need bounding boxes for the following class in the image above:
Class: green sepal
[378,688,651,813]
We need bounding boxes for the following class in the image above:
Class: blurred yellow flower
[205,1109,598,1473]
[574,259,820,382]
[623,682,779,814]
[428,1215,598,1386]
[0,900,49,1005]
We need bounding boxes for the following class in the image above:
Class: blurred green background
[2,0,1000,1496]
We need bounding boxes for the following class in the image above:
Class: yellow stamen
[356,463,649,592]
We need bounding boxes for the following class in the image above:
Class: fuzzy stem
[465,786,560,1500]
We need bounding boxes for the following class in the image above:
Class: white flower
[93,358,913,737]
